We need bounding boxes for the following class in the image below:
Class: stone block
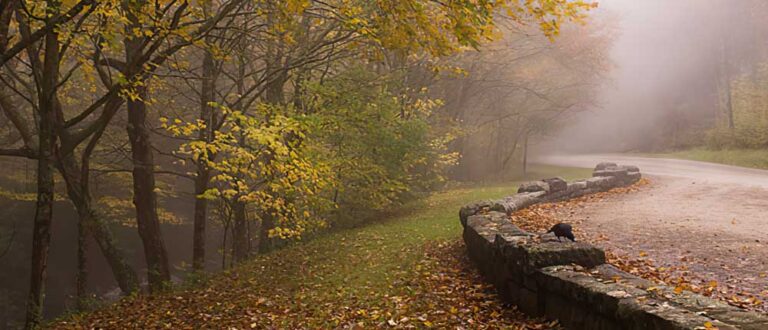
[621,165,640,172]
[459,200,493,227]
[626,171,642,183]
[518,181,550,193]
[594,168,629,179]
[568,180,588,192]
[595,162,618,171]
[543,177,568,192]
[536,266,648,317]
[586,176,615,189]
[518,287,543,316]
[490,191,545,214]
[506,280,523,306]
[616,297,734,330]
[708,310,768,330]
[524,241,606,269]
[539,189,573,203]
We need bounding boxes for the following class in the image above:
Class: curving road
[538,154,768,188]
[535,154,768,307]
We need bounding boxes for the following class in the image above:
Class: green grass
[311,164,591,287]
[642,148,768,170]
[56,165,591,329]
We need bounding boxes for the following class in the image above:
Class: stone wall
[460,163,768,330]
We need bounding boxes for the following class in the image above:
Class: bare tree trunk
[193,44,217,271]
[126,80,171,291]
[57,153,140,294]
[192,0,220,272]
[119,0,170,292]
[25,98,55,330]
[264,7,286,106]
[231,200,248,263]
[220,200,230,270]
[718,29,735,130]
[25,16,59,328]
[192,168,210,270]
[220,228,227,270]
[725,78,734,129]
[258,213,275,254]
[522,132,529,177]
[76,214,88,310]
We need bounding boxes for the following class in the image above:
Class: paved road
[536,154,768,306]
[537,154,768,188]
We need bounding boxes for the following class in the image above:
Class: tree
[22,1,60,325]
[0,0,97,66]
[163,105,332,263]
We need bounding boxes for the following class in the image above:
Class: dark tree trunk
[522,133,529,176]
[192,169,210,270]
[57,153,140,294]
[264,9,286,106]
[193,45,217,271]
[25,19,59,329]
[126,81,171,291]
[76,213,88,310]
[725,78,734,129]
[258,212,275,254]
[119,0,172,292]
[231,200,248,263]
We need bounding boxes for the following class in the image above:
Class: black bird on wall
[548,223,575,242]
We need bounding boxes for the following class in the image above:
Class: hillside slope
[51,166,590,329]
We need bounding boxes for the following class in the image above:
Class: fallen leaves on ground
[509,178,766,313]
[51,241,557,330]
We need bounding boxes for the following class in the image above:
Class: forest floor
[49,166,590,329]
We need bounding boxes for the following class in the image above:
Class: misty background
[547,0,768,153]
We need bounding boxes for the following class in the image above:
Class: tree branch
[0,0,98,66]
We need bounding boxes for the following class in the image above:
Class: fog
[548,0,768,153]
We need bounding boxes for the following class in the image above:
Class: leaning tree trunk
[57,153,140,294]
[25,22,59,329]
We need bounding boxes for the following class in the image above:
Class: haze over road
[537,154,768,188]
[536,154,768,308]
